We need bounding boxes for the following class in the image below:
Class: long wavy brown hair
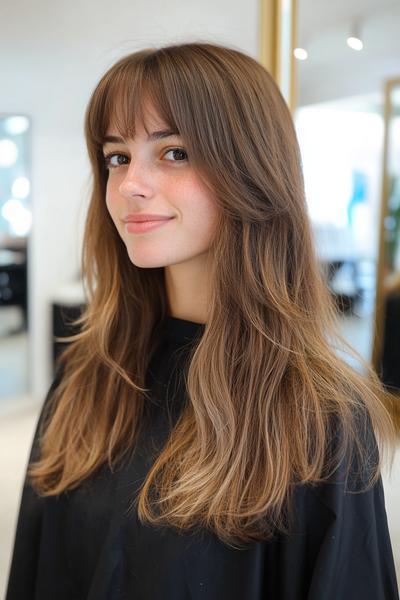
[28,41,397,548]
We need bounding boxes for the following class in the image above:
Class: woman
[6,42,399,599]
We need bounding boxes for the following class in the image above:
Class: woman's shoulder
[29,363,65,464]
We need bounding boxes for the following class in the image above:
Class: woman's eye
[163,148,188,162]
[103,153,129,170]
[102,148,187,170]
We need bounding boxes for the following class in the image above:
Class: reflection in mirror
[0,115,31,406]
[294,0,400,580]
[374,80,400,398]
[294,0,400,373]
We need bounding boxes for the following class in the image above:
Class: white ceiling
[296,0,400,106]
[298,0,398,39]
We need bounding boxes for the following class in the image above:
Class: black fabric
[381,293,400,391]
[6,315,400,599]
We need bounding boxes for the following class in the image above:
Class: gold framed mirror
[373,77,400,415]
[260,2,400,428]
[259,0,297,112]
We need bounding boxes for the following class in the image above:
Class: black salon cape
[6,316,400,600]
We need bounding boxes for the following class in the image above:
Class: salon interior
[0,0,399,594]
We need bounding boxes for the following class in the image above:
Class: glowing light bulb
[347,36,363,51]
[294,47,308,60]
[4,116,30,135]
[12,176,30,199]
[1,198,32,236]
[0,139,18,167]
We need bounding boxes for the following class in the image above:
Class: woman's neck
[164,255,211,325]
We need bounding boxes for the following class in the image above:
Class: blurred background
[0,0,399,595]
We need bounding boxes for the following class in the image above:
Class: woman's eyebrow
[103,135,125,145]
[147,128,180,141]
[102,129,180,146]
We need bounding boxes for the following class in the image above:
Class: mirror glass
[294,0,400,372]
[0,115,31,406]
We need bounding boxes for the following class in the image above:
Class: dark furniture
[0,247,28,332]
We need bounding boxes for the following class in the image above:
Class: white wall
[0,0,259,401]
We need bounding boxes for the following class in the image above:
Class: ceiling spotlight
[347,21,363,51]
[294,47,308,60]
[347,36,363,51]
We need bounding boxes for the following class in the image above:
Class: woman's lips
[125,218,174,233]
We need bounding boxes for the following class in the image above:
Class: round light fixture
[0,139,18,167]
[4,115,30,135]
[294,47,308,60]
[347,36,363,51]
[12,176,30,199]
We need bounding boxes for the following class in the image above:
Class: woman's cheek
[105,183,118,217]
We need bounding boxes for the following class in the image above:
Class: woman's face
[103,104,220,270]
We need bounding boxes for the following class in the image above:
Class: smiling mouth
[124,218,175,233]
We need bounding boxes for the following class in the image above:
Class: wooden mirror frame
[372,77,400,376]
[259,0,297,113]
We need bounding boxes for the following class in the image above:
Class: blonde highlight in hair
[28,42,396,548]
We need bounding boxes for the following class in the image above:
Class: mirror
[293,0,400,373]
[293,0,400,581]
[0,115,31,406]
[373,79,400,404]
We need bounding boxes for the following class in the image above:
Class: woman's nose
[118,162,154,198]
